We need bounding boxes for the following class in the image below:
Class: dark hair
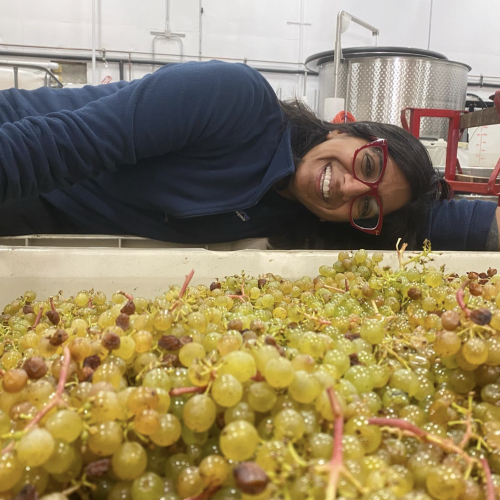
[269,99,449,250]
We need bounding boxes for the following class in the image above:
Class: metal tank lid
[305,46,457,72]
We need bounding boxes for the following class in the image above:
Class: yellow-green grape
[179,342,206,367]
[323,350,350,376]
[188,359,211,387]
[434,331,461,357]
[220,420,259,461]
[132,330,153,353]
[424,271,443,288]
[462,337,489,365]
[426,465,465,500]
[368,364,391,389]
[203,332,222,352]
[389,369,419,397]
[274,409,305,442]
[87,421,123,456]
[218,350,256,382]
[75,290,90,308]
[248,381,277,412]
[344,417,382,453]
[288,370,321,404]
[0,452,23,492]
[486,337,500,366]
[264,357,295,388]
[308,432,333,459]
[43,441,76,475]
[127,386,159,415]
[272,306,287,319]
[217,331,243,355]
[224,402,255,425]
[254,345,280,373]
[131,313,154,332]
[211,374,243,407]
[114,336,136,360]
[183,394,216,432]
[448,368,476,394]
[187,311,207,333]
[344,365,374,393]
[2,350,23,369]
[150,413,182,447]
[17,428,55,467]
[13,466,49,496]
[298,331,326,358]
[134,409,161,435]
[261,294,274,308]
[176,466,204,499]
[92,363,122,389]
[142,368,171,392]
[91,390,123,422]
[153,310,173,331]
[199,454,229,488]
[360,319,385,345]
[129,471,164,500]
[112,442,148,481]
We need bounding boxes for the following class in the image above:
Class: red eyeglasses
[349,138,388,235]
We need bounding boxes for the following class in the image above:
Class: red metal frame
[401,96,500,204]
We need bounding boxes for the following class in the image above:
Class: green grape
[87,421,123,456]
[17,428,55,467]
[110,442,147,481]
[220,420,260,461]
[43,440,76,474]
[426,465,465,500]
[462,337,489,365]
[224,402,255,425]
[0,452,23,492]
[323,350,350,376]
[183,394,216,432]
[288,370,321,403]
[199,454,229,488]
[389,369,419,397]
[142,368,172,391]
[360,319,385,344]
[344,365,374,393]
[264,357,295,388]
[176,466,204,498]
[274,409,305,442]
[308,432,333,459]
[211,374,243,407]
[344,416,382,453]
[131,472,164,500]
[218,350,256,382]
[248,381,277,412]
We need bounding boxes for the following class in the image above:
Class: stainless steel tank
[305,47,471,140]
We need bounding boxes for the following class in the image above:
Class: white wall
[0,0,498,101]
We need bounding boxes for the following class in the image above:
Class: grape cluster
[1,247,500,500]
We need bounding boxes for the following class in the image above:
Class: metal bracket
[150,30,185,38]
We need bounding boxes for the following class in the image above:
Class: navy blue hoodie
[0,60,496,249]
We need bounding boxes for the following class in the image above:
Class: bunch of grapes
[1,247,500,500]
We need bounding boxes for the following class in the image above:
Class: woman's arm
[0,61,275,203]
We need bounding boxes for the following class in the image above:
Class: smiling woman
[271,99,444,250]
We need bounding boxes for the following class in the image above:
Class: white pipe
[91,0,97,85]
[199,0,203,61]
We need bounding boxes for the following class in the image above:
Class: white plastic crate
[0,247,499,306]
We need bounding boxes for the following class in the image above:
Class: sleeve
[426,199,498,251]
[0,61,272,203]
[0,80,130,124]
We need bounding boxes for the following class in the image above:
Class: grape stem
[481,457,495,500]
[456,279,471,317]
[2,345,72,455]
[49,296,57,312]
[169,386,206,397]
[326,386,343,500]
[29,306,44,330]
[344,278,349,292]
[180,269,195,299]
[0,368,4,377]
[396,238,409,269]
[227,276,251,302]
[368,417,478,470]
[322,284,345,294]
[184,486,220,500]
[118,290,134,301]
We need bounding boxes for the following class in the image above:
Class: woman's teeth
[321,165,331,201]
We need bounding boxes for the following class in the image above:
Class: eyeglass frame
[349,138,389,235]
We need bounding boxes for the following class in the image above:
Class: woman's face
[282,131,411,222]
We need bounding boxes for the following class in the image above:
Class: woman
[0,60,494,250]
